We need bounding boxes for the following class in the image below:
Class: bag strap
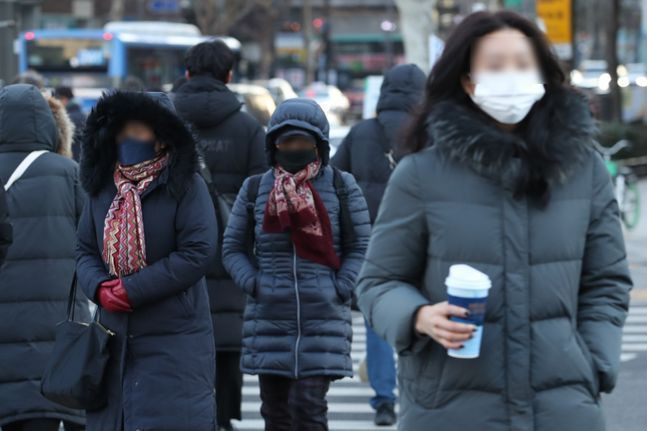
[66,272,79,322]
[332,167,356,254]
[372,118,397,171]
[4,150,48,192]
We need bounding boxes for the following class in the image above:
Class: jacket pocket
[243,273,259,298]
[575,332,600,399]
[399,345,446,409]
[331,273,352,303]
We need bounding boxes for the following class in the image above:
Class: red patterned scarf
[263,160,340,269]
[103,154,169,277]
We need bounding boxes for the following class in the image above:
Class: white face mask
[469,70,546,125]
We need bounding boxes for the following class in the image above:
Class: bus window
[126,46,187,90]
[26,38,109,72]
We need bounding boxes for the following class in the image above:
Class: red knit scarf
[263,160,340,269]
[102,154,169,277]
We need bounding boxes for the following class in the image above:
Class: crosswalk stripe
[232,419,395,430]
[622,335,647,342]
[620,343,647,352]
[240,401,399,414]
[242,385,381,397]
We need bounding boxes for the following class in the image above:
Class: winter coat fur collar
[46,96,74,158]
[81,91,197,197]
[427,88,595,201]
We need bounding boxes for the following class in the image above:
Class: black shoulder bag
[40,273,113,411]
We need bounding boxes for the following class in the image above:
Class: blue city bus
[18,21,241,111]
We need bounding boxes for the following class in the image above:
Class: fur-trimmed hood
[81,91,197,197]
[427,88,595,201]
[46,96,75,158]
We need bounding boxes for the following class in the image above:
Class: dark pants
[2,419,60,431]
[258,374,331,431]
[215,350,243,426]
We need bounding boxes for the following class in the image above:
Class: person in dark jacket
[356,12,632,431]
[53,86,86,161]
[0,180,10,267]
[174,40,267,430]
[0,84,89,431]
[76,91,217,431]
[332,63,425,426]
[223,98,371,430]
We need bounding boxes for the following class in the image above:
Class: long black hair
[405,11,566,154]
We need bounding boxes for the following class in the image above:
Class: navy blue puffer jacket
[223,99,371,379]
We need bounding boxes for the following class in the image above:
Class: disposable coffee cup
[445,264,492,359]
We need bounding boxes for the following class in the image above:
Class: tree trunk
[258,2,279,79]
[394,0,437,72]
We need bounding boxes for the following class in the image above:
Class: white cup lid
[445,264,492,290]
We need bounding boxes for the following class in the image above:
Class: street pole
[607,0,622,122]
[571,0,577,70]
[0,0,17,86]
[323,0,332,84]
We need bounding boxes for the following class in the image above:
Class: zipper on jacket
[293,244,301,379]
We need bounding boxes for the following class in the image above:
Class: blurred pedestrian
[119,76,145,92]
[12,70,45,89]
[332,63,425,426]
[0,84,89,431]
[53,86,86,161]
[223,98,371,431]
[76,91,217,431]
[174,39,267,431]
[357,11,632,431]
[0,180,10,268]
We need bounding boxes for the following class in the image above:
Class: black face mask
[275,149,318,174]
[117,137,157,166]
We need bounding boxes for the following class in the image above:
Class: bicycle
[595,140,641,230]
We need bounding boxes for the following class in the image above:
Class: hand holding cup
[414,302,477,350]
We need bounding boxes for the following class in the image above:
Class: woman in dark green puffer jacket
[356,11,632,431]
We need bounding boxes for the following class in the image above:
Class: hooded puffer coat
[223,99,371,379]
[0,84,89,427]
[332,64,426,221]
[174,75,267,351]
[76,91,217,431]
[356,91,632,431]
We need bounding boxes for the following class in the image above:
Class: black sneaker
[374,403,397,426]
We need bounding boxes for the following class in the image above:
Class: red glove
[97,279,133,313]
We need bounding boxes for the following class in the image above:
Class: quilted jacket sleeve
[335,171,370,300]
[356,155,431,355]
[122,175,218,307]
[76,197,112,302]
[578,153,632,393]
[222,176,259,296]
